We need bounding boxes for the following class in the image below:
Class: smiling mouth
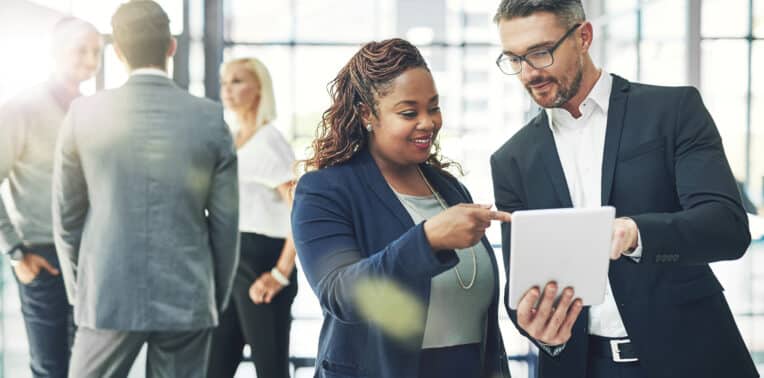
[411,136,433,147]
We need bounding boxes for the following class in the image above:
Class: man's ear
[579,22,594,51]
[113,43,126,64]
[167,37,178,58]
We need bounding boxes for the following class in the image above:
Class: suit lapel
[600,75,631,205]
[354,149,415,229]
[534,112,574,208]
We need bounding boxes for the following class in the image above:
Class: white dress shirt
[545,71,641,338]
[130,67,168,77]
[232,123,295,238]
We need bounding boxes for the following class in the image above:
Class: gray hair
[493,0,586,27]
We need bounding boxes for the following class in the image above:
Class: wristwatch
[7,244,25,267]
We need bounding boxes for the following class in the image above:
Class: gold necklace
[404,167,477,290]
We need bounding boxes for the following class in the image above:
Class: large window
[594,0,763,370]
[2,1,762,376]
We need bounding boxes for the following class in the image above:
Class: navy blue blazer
[491,75,758,378]
[293,148,511,378]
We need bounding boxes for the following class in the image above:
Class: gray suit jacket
[52,74,239,331]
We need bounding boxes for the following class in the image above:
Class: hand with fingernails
[423,203,512,251]
[517,281,583,346]
[610,217,639,260]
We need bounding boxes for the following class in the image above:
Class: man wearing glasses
[490,1,757,378]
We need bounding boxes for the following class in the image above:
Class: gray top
[394,191,494,349]
[52,74,239,331]
[0,83,65,253]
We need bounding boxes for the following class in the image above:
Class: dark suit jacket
[292,148,510,378]
[490,74,758,378]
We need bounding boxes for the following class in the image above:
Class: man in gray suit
[51,1,239,377]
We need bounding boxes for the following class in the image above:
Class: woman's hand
[423,203,512,251]
[249,269,288,304]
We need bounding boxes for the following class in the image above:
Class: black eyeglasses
[496,24,582,75]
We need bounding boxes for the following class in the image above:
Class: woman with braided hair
[292,38,512,378]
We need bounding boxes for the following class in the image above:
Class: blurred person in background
[207,57,298,378]
[0,16,101,378]
[52,1,238,377]
[291,38,512,378]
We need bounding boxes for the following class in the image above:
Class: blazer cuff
[537,340,566,357]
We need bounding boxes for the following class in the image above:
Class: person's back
[62,74,236,330]
[52,2,238,377]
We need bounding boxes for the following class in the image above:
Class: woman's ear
[358,102,373,125]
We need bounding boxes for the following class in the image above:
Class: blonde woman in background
[209,57,298,378]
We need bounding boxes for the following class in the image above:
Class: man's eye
[528,50,548,58]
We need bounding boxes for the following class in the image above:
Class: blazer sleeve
[52,106,89,305]
[206,120,240,312]
[292,172,458,324]
[630,87,751,265]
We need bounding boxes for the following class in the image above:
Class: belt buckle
[609,339,638,363]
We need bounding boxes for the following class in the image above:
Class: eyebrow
[502,41,555,56]
[393,95,439,107]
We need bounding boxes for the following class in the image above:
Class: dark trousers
[13,245,74,378]
[208,232,298,378]
[418,343,481,378]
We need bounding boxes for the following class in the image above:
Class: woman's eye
[429,106,441,113]
[400,111,417,118]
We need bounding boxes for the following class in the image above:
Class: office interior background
[0,0,762,376]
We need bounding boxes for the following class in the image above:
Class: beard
[525,63,584,109]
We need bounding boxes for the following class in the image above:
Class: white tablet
[507,206,615,310]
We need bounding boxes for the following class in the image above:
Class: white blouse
[232,122,295,238]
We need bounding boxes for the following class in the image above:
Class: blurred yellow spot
[354,277,425,348]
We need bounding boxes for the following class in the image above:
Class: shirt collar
[130,68,168,78]
[545,70,612,130]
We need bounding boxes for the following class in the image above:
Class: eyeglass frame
[495,23,582,75]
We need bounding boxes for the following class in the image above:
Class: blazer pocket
[670,275,723,304]
[618,137,666,163]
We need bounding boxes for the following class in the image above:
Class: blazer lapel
[534,112,574,208]
[600,75,631,206]
[354,149,415,229]
[419,165,463,207]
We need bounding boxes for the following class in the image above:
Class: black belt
[589,336,639,363]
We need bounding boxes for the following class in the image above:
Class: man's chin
[530,93,559,109]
